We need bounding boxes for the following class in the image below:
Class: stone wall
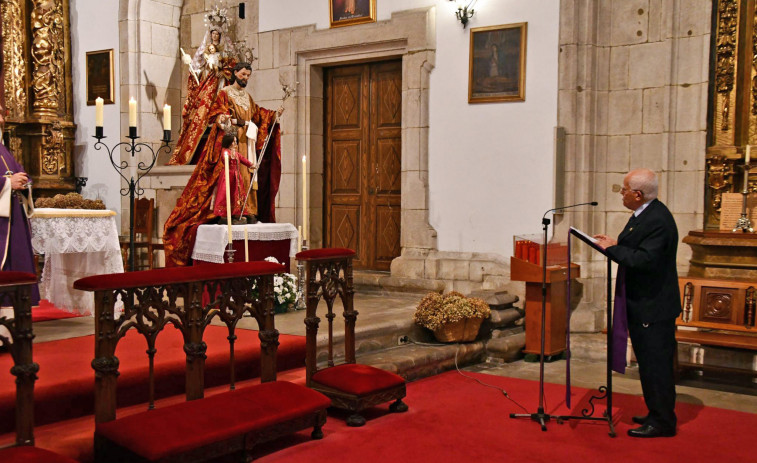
[556,0,711,331]
[118,0,184,234]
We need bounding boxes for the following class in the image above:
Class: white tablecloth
[192,223,299,264]
[30,209,124,315]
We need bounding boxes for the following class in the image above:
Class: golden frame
[468,23,527,104]
[85,49,115,105]
[329,0,376,28]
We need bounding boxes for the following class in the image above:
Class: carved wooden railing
[0,271,40,446]
[73,261,285,424]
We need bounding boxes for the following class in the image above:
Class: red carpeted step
[32,300,83,323]
[0,325,305,434]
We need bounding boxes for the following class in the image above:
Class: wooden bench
[0,271,78,462]
[676,276,757,377]
[73,262,331,462]
[298,248,408,427]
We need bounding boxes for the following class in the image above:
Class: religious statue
[213,134,254,221]
[167,6,236,166]
[162,62,285,267]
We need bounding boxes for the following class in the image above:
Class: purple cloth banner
[611,266,629,374]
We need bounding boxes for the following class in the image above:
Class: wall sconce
[450,0,477,28]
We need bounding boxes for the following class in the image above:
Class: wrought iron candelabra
[93,126,172,271]
[295,240,308,310]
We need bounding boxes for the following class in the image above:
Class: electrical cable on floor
[401,337,528,413]
[453,346,529,413]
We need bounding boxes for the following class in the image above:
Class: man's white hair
[627,168,658,200]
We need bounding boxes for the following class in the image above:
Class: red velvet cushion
[312,363,405,396]
[295,248,355,261]
[96,381,331,461]
[74,261,285,292]
[0,446,79,463]
[0,271,37,286]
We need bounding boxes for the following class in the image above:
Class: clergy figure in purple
[0,107,39,305]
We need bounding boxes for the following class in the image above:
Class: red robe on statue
[163,87,282,267]
[213,148,254,218]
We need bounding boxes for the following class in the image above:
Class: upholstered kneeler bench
[95,381,331,462]
[297,248,408,427]
[73,262,331,462]
[0,272,79,463]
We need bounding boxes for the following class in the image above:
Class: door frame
[291,8,437,264]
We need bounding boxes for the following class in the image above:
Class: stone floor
[31,288,757,415]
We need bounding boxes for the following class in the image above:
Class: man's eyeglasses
[620,186,642,195]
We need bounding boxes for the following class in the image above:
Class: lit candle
[747,145,751,164]
[95,97,104,127]
[297,225,302,252]
[128,98,137,128]
[302,155,308,242]
[163,104,171,131]
[224,152,233,246]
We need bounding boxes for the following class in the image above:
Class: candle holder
[733,163,754,233]
[295,240,308,310]
[224,246,236,263]
[92,127,172,271]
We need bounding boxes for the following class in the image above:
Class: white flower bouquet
[265,257,298,312]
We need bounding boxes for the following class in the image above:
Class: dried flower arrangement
[413,291,491,342]
[35,193,105,210]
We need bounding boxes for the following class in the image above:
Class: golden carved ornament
[30,0,65,117]
[1,0,27,119]
[42,120,64,175]
[715,0,738,134]
[706,155,735,221]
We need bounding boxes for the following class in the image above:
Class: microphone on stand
[543,201,598,219]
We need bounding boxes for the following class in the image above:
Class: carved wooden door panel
[325,60,402,270]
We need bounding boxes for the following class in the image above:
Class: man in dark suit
[594,168,680,438]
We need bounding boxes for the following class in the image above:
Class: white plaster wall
[262,0,559,257]
[69,0,122,216]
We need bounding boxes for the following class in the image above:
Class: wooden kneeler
[297,248,408,427]
[0,271,79,462]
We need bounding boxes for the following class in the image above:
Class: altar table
[191,223,298,269]
[30,208,124,315]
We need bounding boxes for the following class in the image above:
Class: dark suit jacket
[605,199,681,325]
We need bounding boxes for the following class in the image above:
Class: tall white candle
[128,98,137,128]
[747,145,751,164]
[244,226,249,262]
[297,225,303,252]
[224,152,233,246]
[302,155,308,242]
[95,97,104,127]
[163,104,171,131]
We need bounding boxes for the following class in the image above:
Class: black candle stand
[92,127,172,271]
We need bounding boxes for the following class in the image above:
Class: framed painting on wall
[86,49,114,105]
[329,0,376,28]
[468,23,527,103]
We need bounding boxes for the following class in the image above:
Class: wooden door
[325,60,402,270]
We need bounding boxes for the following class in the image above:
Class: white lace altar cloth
[30,209,124,315]
[192,223,298,264]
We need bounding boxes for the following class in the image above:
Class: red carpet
[248,371,757,463]
[1,370,754,463]
[32,300,82,322]
[0,325,306,434]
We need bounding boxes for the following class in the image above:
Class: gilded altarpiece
[0,0,76,195]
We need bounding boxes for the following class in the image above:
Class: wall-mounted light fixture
[450,0,477,28]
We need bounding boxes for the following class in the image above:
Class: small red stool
[297,248,408,426]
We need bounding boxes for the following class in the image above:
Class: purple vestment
[0,143,40,305]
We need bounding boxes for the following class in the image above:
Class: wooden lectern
[510,256,580,356]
